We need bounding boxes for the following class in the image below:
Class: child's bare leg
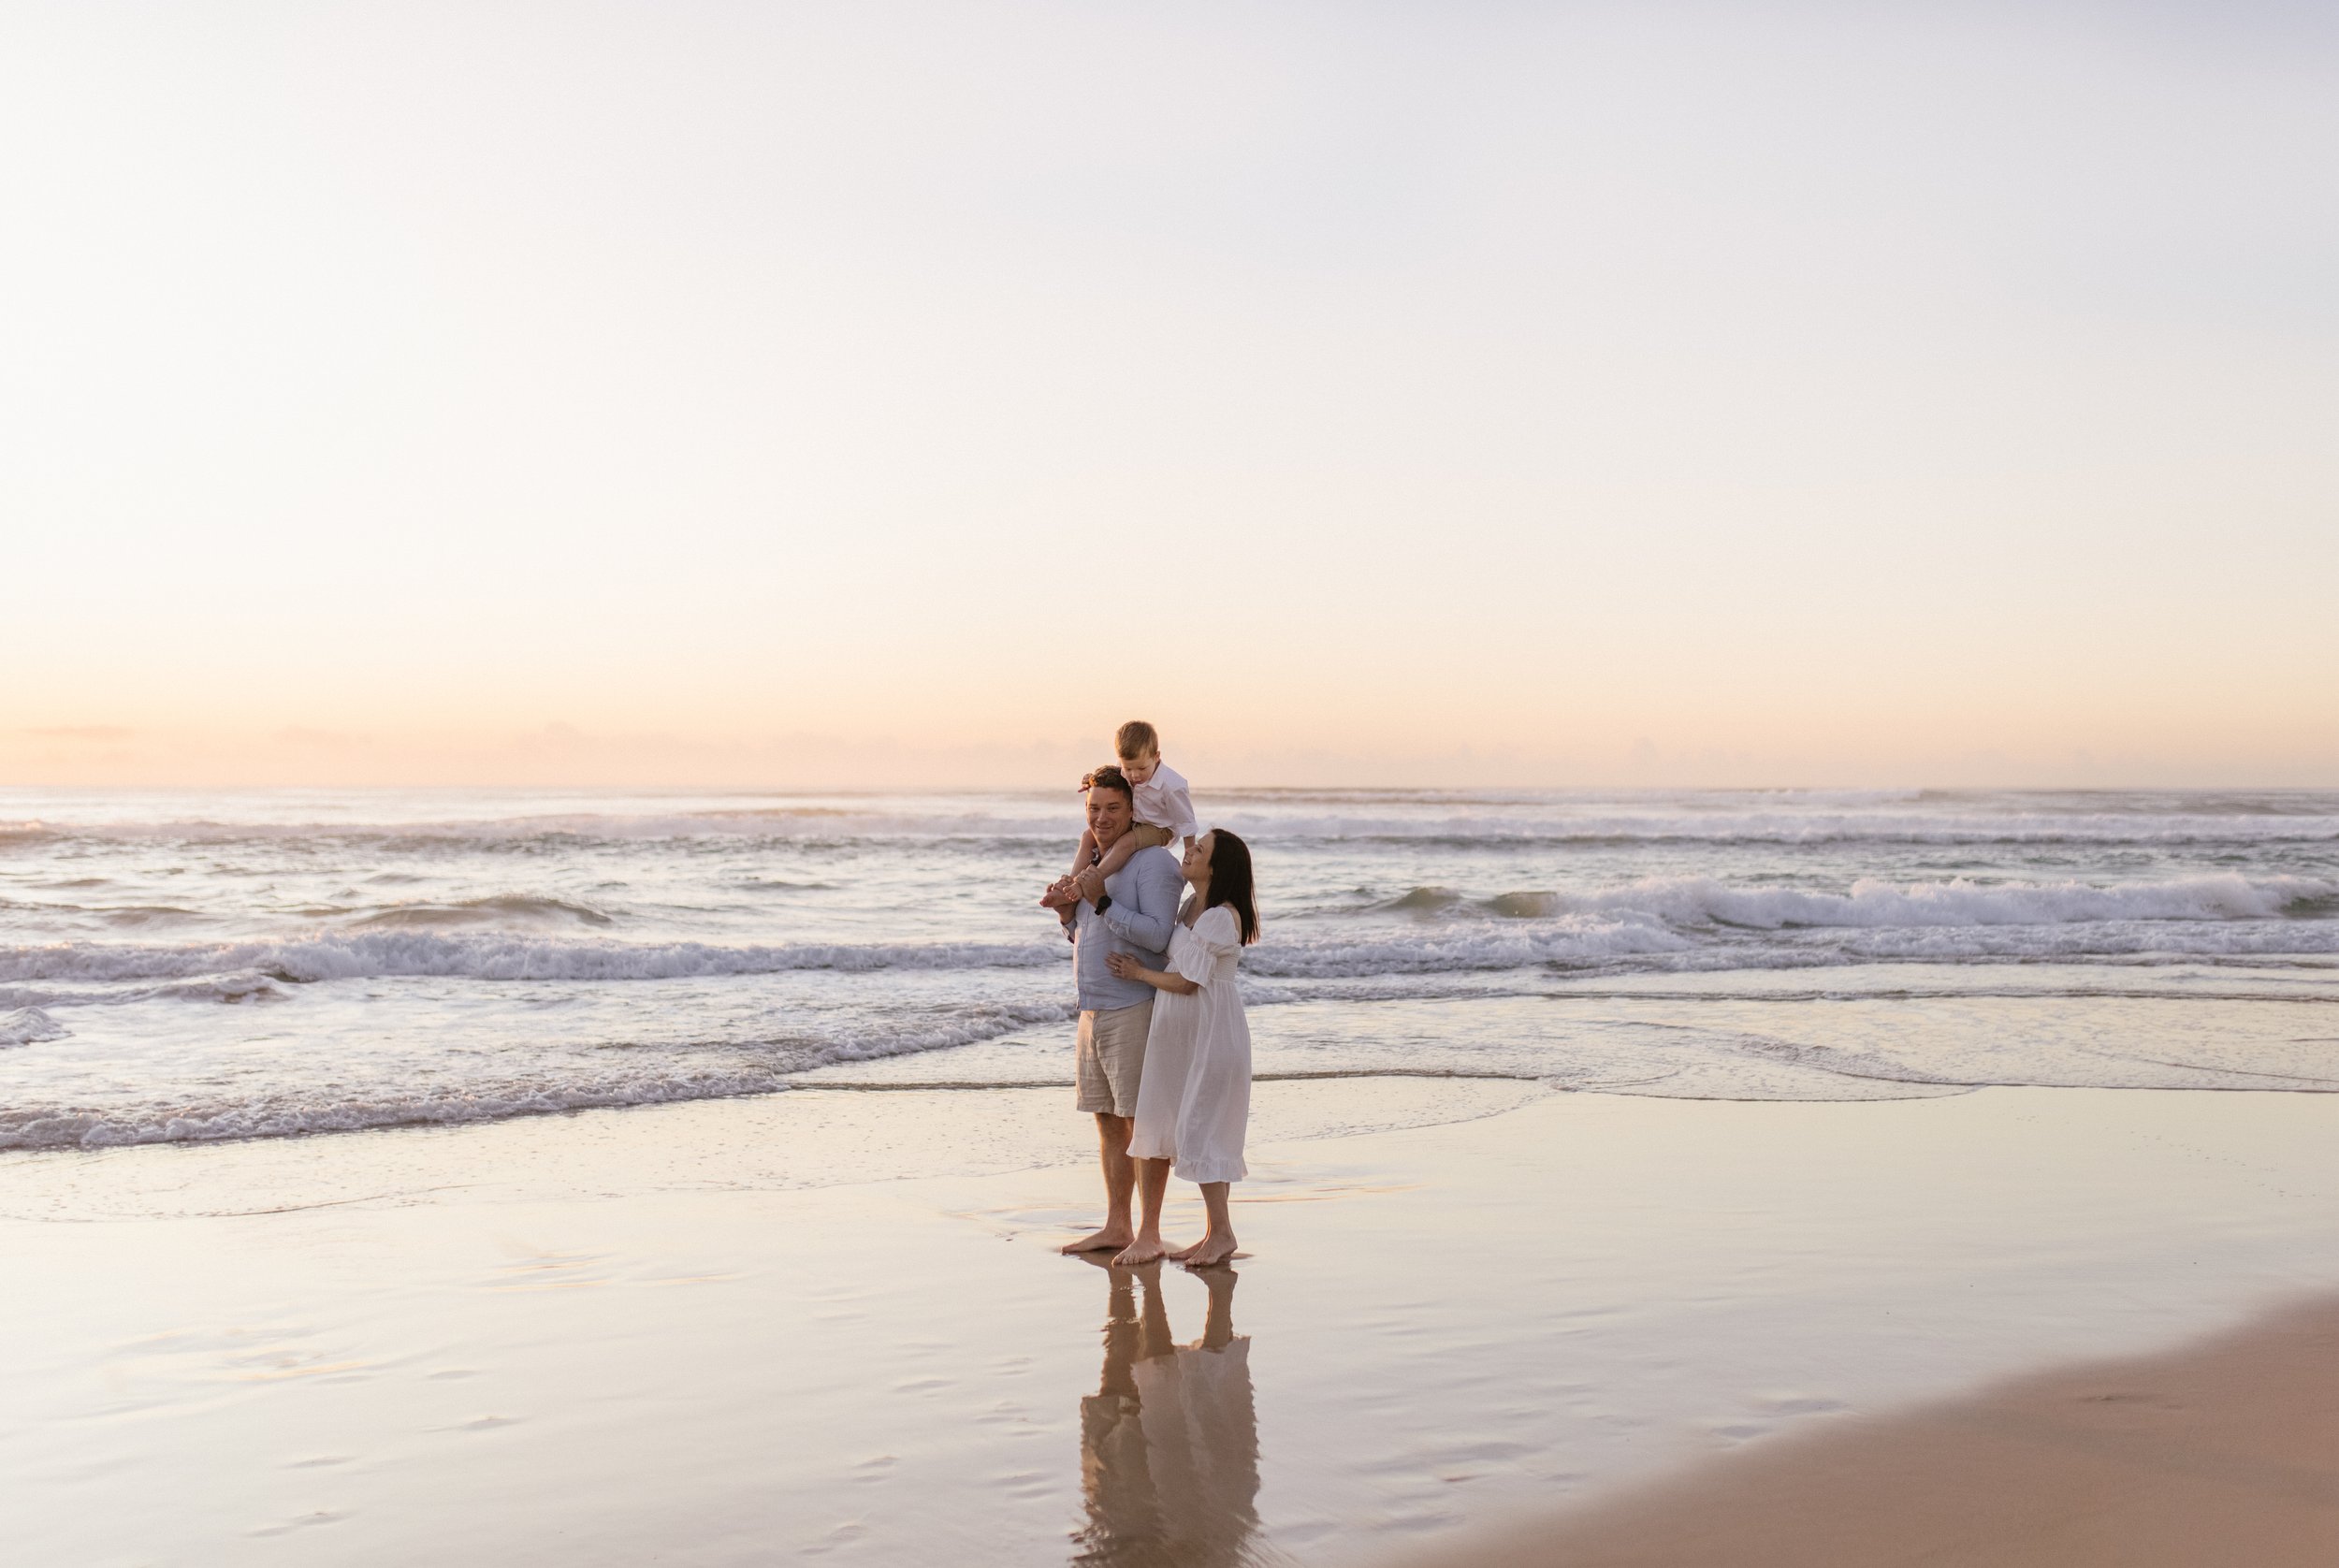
[1092,831,1142,881]
[1045,829,1101,922]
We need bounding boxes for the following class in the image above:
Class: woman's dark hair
[1200,829,1259,945]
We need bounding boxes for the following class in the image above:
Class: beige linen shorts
[1075,998,1155,1116]
[1125,823,1175,849]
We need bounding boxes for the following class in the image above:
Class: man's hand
[1074,866,1108,905]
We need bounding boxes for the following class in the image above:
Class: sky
[4,1,2335,789]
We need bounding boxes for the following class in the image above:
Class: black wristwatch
[1093,893,1112,914]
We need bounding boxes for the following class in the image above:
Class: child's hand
[1106,951,1143,980]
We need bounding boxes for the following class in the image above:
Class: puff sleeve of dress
[1171,905,1241,986]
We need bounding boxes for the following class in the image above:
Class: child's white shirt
[1132,761,1199,842]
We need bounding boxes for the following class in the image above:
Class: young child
[1049,720,1199,931]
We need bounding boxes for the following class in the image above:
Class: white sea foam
[0,995,1080,1150]
[0,1074,792,1150]
[347,894,617,928]
[0,934,1068,986]
[5,873,2332,994]
[0,972,291,1011]
[0,1008,67,1048]
[1256,873,2339,974]
[1246,916,1695,978]
[1560,871,2336,928]
[4,786,2334,1150]
[1366,873,2337,926]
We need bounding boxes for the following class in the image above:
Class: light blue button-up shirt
[1071,844,1183,1012]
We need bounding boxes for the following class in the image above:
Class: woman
[1105,828,1259,1269]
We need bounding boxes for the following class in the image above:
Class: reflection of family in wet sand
[1039,728,1260,1269]
[1074,1257,1264,1568]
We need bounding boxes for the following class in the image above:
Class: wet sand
[7,1082,2339,1564]
[1382,1292,2339,1567]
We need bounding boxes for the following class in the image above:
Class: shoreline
[1383,1290,2339,1566]
[12,961,2336,1157]
[10,1081,2339,1562]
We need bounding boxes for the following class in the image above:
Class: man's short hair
[1113,720,1159,759]
[1082,763,1134,803]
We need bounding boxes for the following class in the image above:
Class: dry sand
[1382,1293,2339,1568]
[7,1082,2339,1564]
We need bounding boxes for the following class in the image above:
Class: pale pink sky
[6,2,2335,788]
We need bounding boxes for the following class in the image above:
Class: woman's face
[1181,832,1215,887]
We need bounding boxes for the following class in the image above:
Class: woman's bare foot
[1060,1227,1134,1255]
[1112,1232,1168,1267]
[1181,1229,1239,1268]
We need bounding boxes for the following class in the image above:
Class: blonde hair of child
[1114,719,1160,761]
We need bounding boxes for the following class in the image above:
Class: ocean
[3,787,2334,1153]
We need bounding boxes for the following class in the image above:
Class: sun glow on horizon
[6,2,2335,788]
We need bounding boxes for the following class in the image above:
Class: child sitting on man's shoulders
[1108,719,1196,864]
[1044,719,1198,934]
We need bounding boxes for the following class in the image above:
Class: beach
[7,786,2337,1561]
[13,1079,2339,1564]
[14,0,2339,1554]
[1386,1290,2339,1567]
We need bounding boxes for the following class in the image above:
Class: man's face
[1086,786,1133,849]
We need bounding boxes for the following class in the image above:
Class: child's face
[1119,749,1159,785]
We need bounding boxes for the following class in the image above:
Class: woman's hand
[1108,951,1199,994]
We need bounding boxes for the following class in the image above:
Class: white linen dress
[1128,904,1251,1184]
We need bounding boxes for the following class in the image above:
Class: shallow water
[2,787,2334,1149]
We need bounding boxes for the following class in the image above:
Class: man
[1041,764,1184,1255]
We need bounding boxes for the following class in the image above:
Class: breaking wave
[0,995,1079,1150]
[346,894,617,929]
[0,1008,67,1048]
[0,933,1068,987]
[1371,872,2338,928]
[5,874,2332,995]
[6,786,2335,1154]
[0,1072,816,1150]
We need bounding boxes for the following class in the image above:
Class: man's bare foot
[1112,1234,1168,1267]
[1060,1227,1134,1255]
[1181,1231,1239,1268]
